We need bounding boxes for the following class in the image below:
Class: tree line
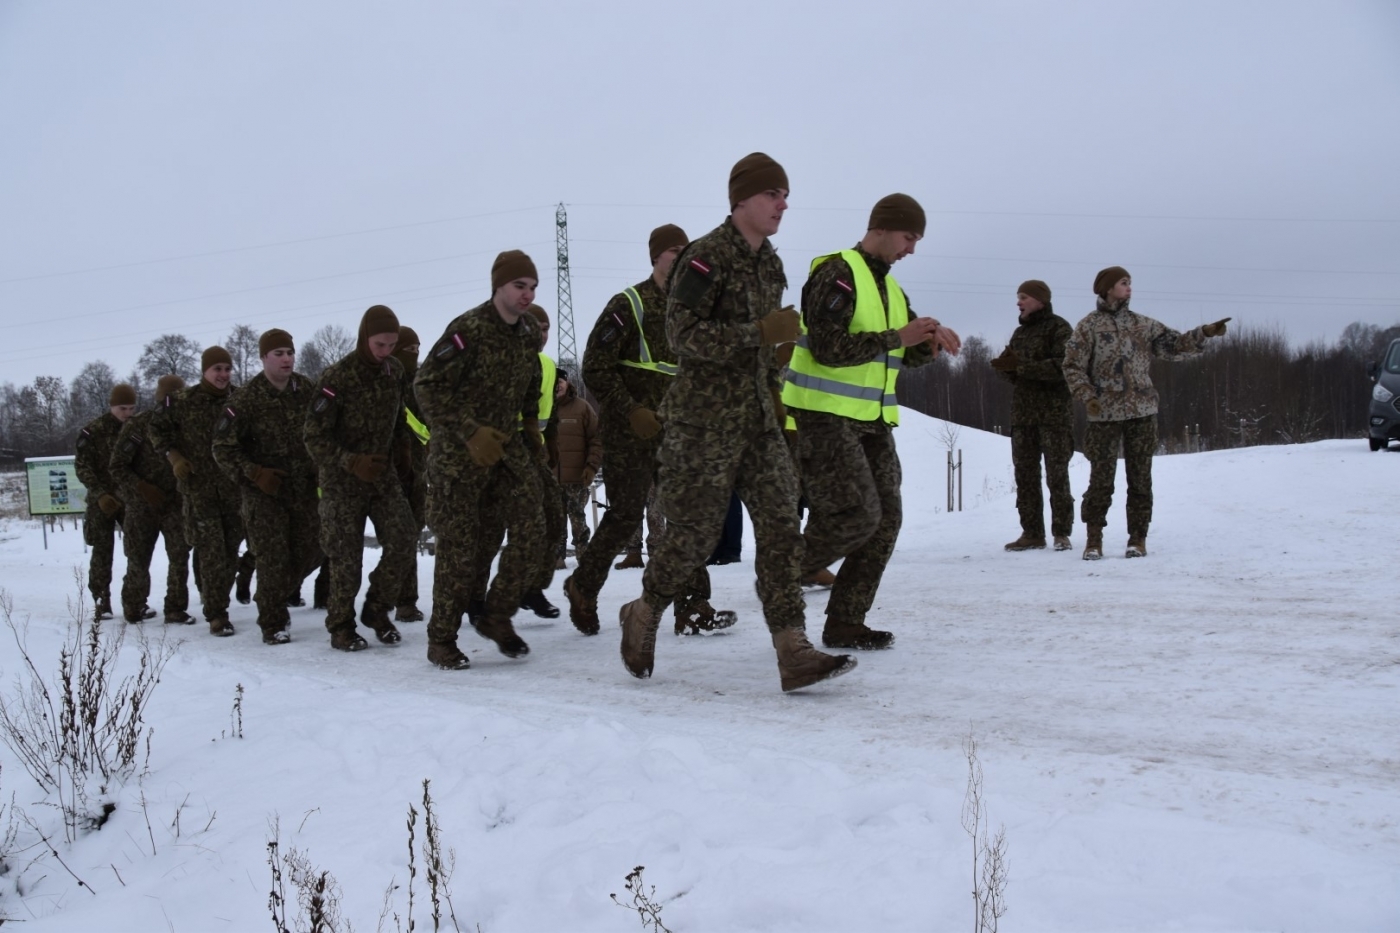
[0,324,354,462]
[897,319,1400,453]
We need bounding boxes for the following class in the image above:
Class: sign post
[24,456,88,550]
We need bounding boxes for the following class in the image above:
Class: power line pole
[555,202,578,382]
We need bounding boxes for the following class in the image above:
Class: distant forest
[1,318,1397,465]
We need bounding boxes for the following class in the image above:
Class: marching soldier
[75,383,139,620]
[392,325,429,623]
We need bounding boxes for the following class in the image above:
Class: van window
[1387,342,1400,374]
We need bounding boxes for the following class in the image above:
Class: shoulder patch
[320,386,337,399]
[163,395,173,408]
[835,279,854,293]
[688,258,712,276]
[433,334,464,359]
[675,257,718,308]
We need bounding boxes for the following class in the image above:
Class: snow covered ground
[0,411,1396,932]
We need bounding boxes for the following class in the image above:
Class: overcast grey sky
[2,0,1397,388]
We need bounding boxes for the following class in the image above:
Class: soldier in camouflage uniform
[618,153,856,692]
[391,325,429,623]
[615,482,663,570]
[414,251,546,670]
[303,305,415,651]
[785,194,957,650]
[149,348,245,636]
[110,375,193,625]
[1063,266,1230,559]
[212,329,322,644]
[75,383,139,620]
[565,223,733,638]
[990,280,1076,552]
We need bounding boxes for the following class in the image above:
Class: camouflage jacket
[413,301,542,480]
[995,305,1073,426]
[110,410,179,511]
[1063,299,1210,422]
[304,351,411,494]
[148,381,240,509]
[662,217,787,431]
[74,412,123,503]
[211,371,317,496]
[582,276,676,449]
[401,365,429,474]
[798,244,934,434]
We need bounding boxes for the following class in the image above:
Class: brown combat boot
[1083,525,1104,561]
[472,614,529,658]
[1125,534,1148,558]
[619,598,663,678]
[563,575,600,635]
[801,567,837,588]
[772,628,857,692]
[360,605,401,644]
[1053,535,1073,551]
[395,605,425,623]
[208,617,235,637]
[1004,534,1047,551]
[164,610,195,625]
[822,618,894,650]
[261,626,290,645]
[673,598,737,636]
[427,641,470,670]
[330,627,368,652]
[614,549,644,570]
[94,594,113,620]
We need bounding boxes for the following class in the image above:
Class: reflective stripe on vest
[781,250,908,425]
[616,287,679,376]
[404,407,430,444]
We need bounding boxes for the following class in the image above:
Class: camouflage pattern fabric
[110,410,189,618]
[582,276,676,453]
[212,372,322,632]
[1010,424,1075,538]
[623,482,664,555]
[149,381,244,620]
[75,411,125,600]
[396,375,429,612]
[1063,299,1210,422]
[414,300,544,643]
[641,217,802,631]
[304,351,415,633]
[560,482,591,555]
[791,246,932,627]
[470,448,556,596]
[995,305,1073,427]
[1081,414,1157,536]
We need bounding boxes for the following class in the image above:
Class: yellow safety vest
[405,407,430,444]
[617,287,679,376]
[519,353,557,440]
[782,250,908,425]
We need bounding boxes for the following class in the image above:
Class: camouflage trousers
[394,471,428,611]
[426,450,545,645]
[643,421,799,632]
[474,454,563,593]
[623,482,664,554]
[559,482,592,555]
[796,412,902,628]
[84,505,122,602]
[242,487,322,633]
[318,483,415,634]
[1081,415,1156,536]
[573,442,708,607]
[1011,423,1075,538]
[184,494,243,621]
[120,502,189,620]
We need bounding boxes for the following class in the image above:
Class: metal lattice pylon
[555,203,578,383]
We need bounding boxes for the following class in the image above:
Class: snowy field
[0,411,1396,932]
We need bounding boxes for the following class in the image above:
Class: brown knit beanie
[258,328,294,357]
[108,383,137,407]
[155,375,185,403]
[728,152,789,209]
[201,346,232,373]
[491,250,539,292]
[1017,280,1052,307]
[868,193,927,237]
[357,305,401,363]
[526,305,550,327]
[648,224,689,264]
[1094,266,1131,298]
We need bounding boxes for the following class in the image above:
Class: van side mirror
[1366,360,1380,382]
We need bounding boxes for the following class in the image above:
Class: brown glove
[166,450,193,480]
[465,427,509,468]
[347,453,388,482]
[136,481,166,509]
[97,494,122,517]
[756,305,800,345]
[581,466,597,486]
[628,407,663,440]
[251,466,286,496]
[990,349,1019,373]
[1202,317,1231,338]
[1085,398,1103,419]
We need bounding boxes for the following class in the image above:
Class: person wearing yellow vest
[783,193,960,650]
[390,325,429,622]
[564,224,732,638]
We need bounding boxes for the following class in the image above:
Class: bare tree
[225,324,261,387]
[297,343,329,381]
[305,325,354,367]
[137,334,202,384]
[68,361,118,429]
